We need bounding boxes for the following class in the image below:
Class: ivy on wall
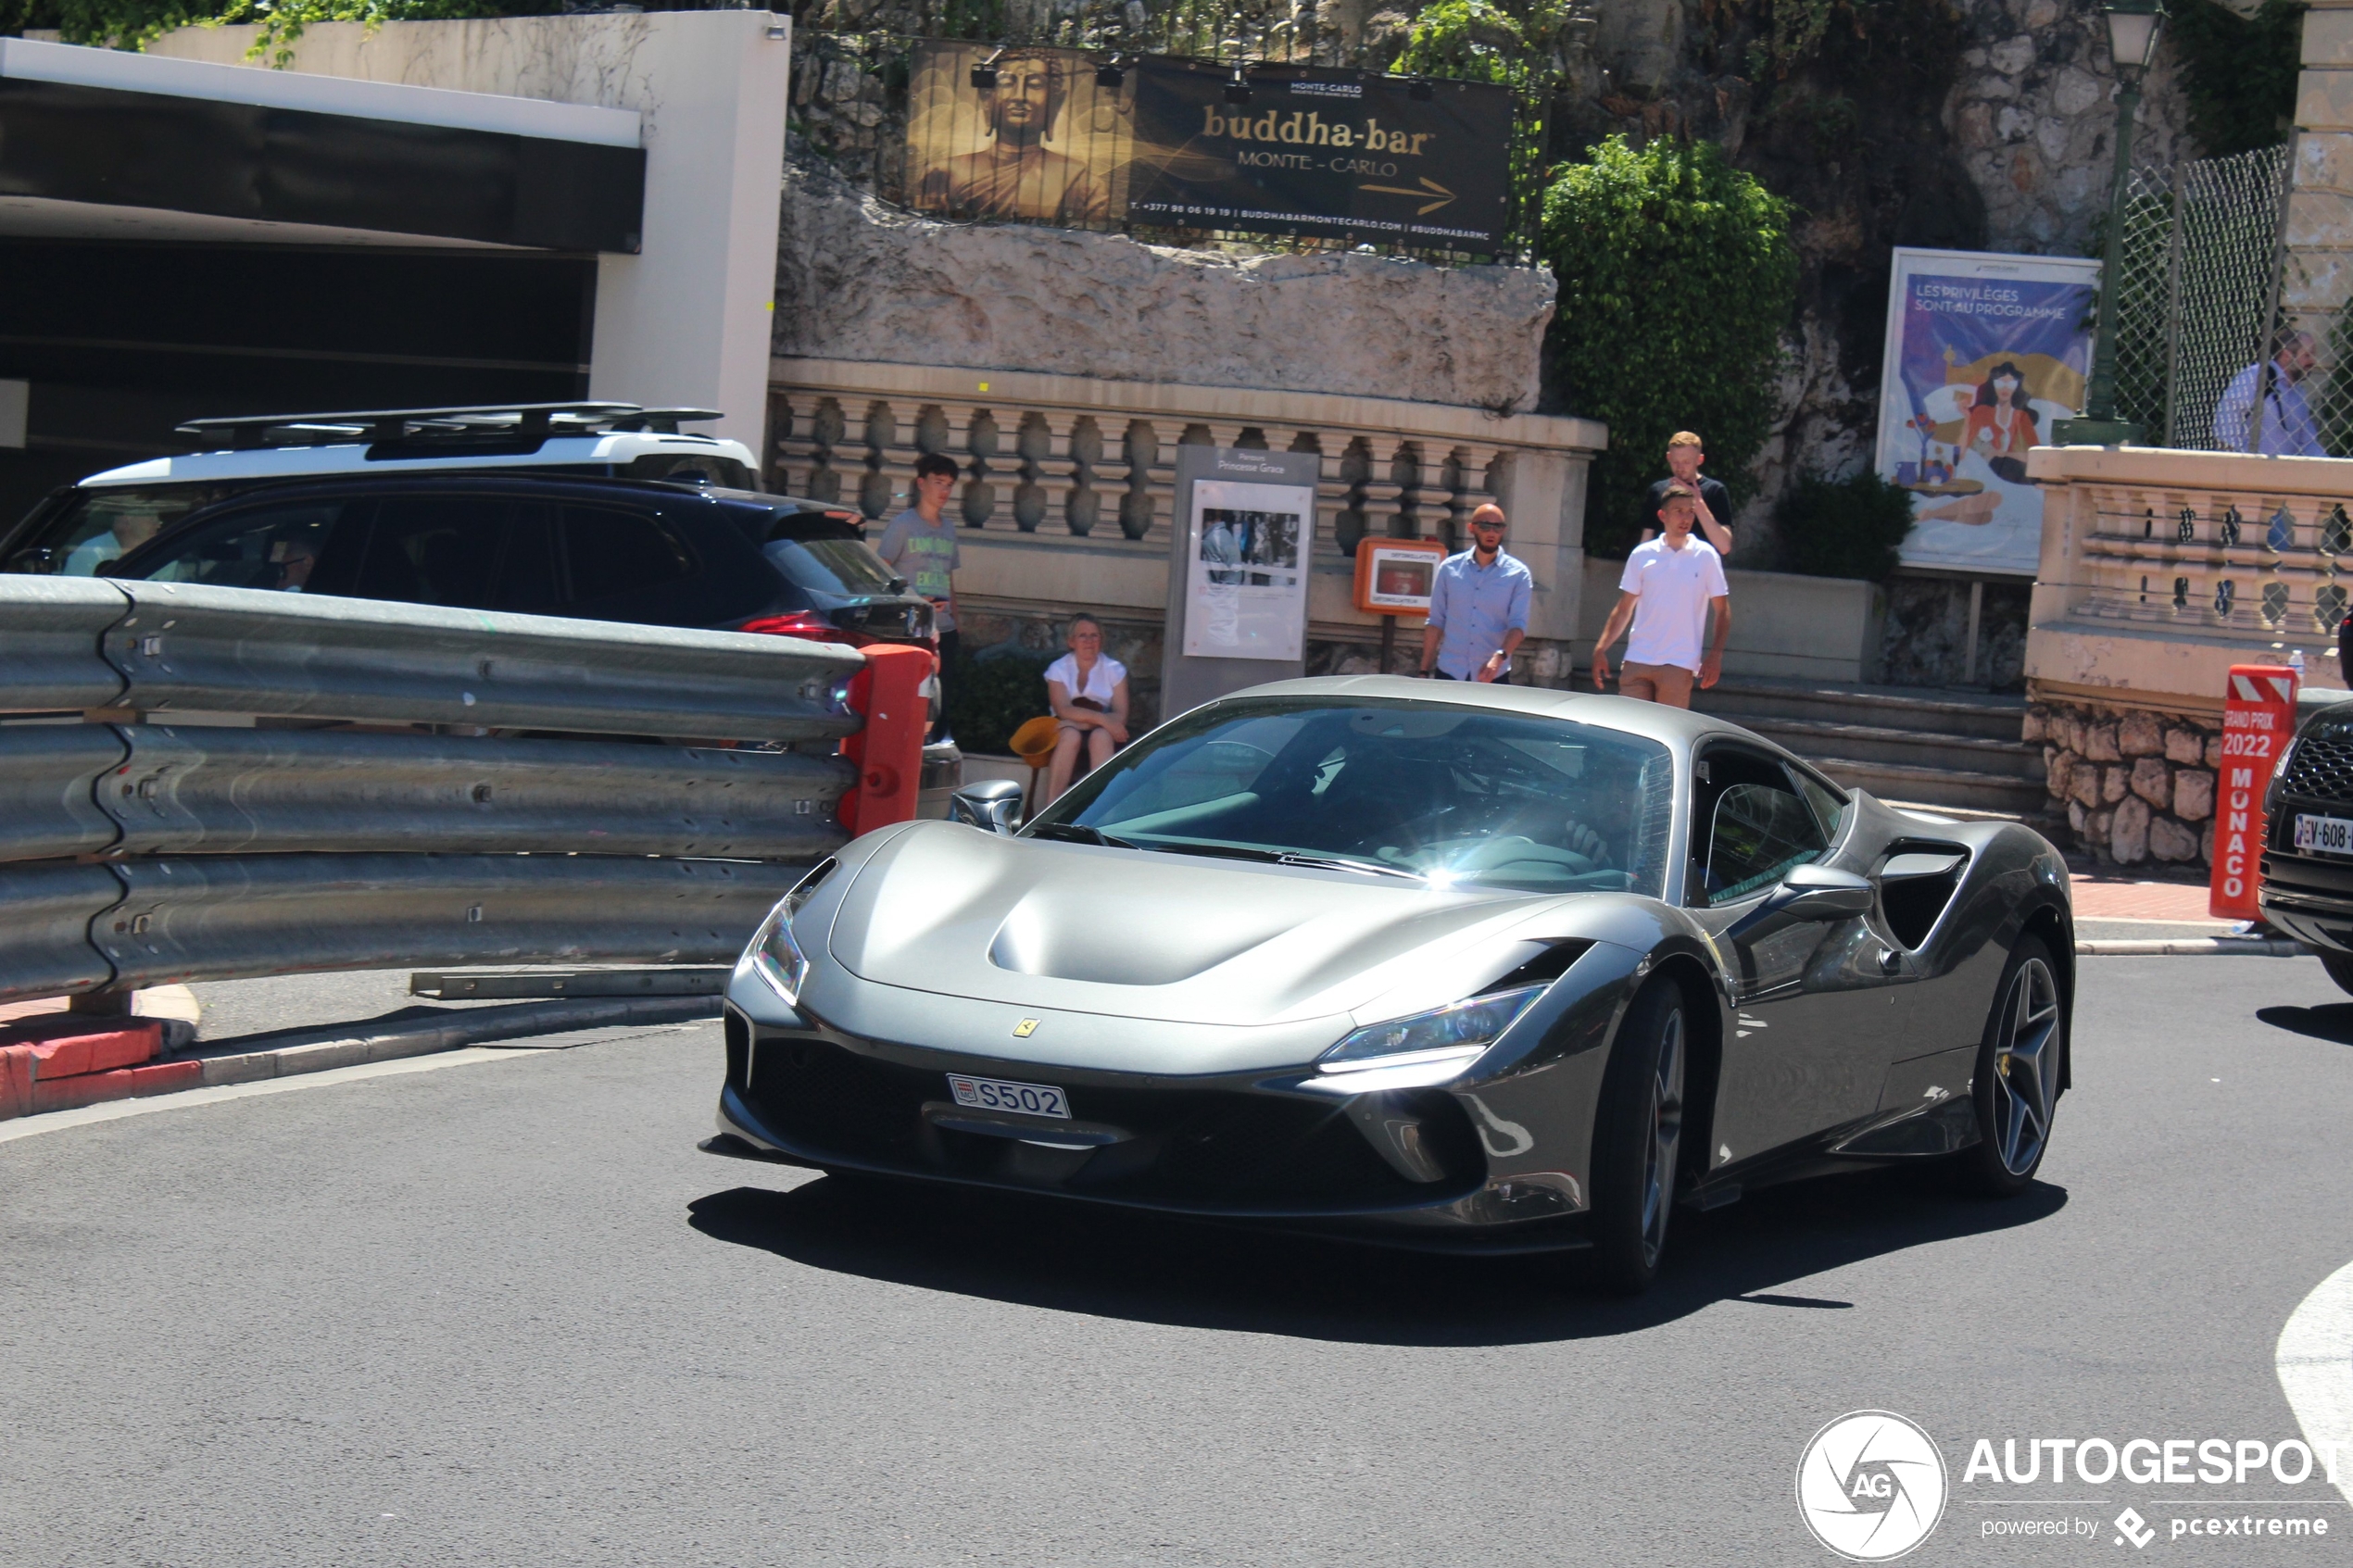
[1541,134,1798,559]
[2169,0,2305,158]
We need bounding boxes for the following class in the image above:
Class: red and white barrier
[0,1016,196,1123]
[2209,663,2298,922]
[837,643,936,837]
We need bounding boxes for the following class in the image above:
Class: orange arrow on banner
[1357,177,1456,215]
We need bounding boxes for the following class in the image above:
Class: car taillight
[739,611,860,646]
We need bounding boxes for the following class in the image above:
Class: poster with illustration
[1875,248,2100,576]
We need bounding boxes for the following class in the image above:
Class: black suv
[2259,694,2353,992]
[107,473,935,651]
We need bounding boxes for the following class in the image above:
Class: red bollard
[837,643,936,836]
[2209,663,2299,921]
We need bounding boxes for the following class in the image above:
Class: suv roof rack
[174,403,725,450]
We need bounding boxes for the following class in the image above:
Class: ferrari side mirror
[1776,862,1875,922]
[948,777,1023,834]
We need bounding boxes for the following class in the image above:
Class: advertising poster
[1183,478,1312,661]
[1875,247,2101,576]
[1123,61,1512,250]
[903,43,1133,225]
[903,45,1514,250]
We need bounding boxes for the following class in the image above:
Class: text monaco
[1962,1437,2343,1486]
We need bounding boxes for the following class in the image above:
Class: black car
[2259,694,2353,991]
[106,473,935,651]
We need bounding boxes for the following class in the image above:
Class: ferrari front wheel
[1954,935,2063,1198]
[1586,977,1687,1295]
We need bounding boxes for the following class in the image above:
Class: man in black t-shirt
[1640,431,1734,556]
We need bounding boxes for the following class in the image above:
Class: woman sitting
[1042,613,1130,804]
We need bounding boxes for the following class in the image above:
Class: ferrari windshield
[1032,697,1676,896]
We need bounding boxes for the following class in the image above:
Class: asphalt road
[5,954,2352,1566]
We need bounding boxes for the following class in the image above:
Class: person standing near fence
[2215,331,2325,457]
[1418,504,1532,683]
[1591,483,1730,708]
[878,453,963,740]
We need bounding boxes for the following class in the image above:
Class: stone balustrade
[766,357,1605,670]
[2024,443,2353,866]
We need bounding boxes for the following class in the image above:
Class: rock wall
[774,157,1555,410]
[781,0,2211,556]
[2028,701,2221,867]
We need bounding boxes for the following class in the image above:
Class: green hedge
[943,645,1054,757]
[1778,470,1917,583]
[1540,136,1798,559]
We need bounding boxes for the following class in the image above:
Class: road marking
[2277,1257,2353,1505]
[0,1046,535,1147]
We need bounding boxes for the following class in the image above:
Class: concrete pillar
[1491,447,1590,647]
[586,12,792,458]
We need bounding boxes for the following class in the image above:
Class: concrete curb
[183,995,724,1087]
[2076,938,2308,957]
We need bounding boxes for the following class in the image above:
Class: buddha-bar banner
[902,44,1516,252]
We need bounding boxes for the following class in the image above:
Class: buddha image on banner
[1875,247,2100,576]
[903,43,1128,225]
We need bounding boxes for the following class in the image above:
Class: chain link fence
[2107,142,2353,456]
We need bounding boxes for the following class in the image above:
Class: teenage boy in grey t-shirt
[877,452,963,738]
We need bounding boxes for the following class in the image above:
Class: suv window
[141,500,368,594]
[357,495,547,609]
[761,535,902,597]
[563,505,693,603]
[25,484,245,575]
[1692,745,1829,906]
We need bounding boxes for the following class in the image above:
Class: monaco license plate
[946,1073,1070,1119]
[2296,813,2353,856]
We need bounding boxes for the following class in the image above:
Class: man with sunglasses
[1418,503,1531,683]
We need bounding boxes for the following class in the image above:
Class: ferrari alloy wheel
[1588,978,1687,1294]
[1957,936,2063,1198]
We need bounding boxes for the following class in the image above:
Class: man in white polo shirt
[1590,483,1730,708]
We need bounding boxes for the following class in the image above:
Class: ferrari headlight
[1318,985,1546,1074]
[750,858,836,1006]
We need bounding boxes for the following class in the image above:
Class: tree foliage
[1777,468,1914,582]
[2169,0,2305,158]
[1540,134,1798,558]
[16,0,542,62]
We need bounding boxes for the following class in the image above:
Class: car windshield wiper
[1024,822,1140,849]
[1135,840,1424,881]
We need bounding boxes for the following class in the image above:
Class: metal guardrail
[0,578,882,1003]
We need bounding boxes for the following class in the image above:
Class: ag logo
[1795,1410,1947,1562]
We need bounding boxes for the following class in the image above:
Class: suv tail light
[738,611,869,647]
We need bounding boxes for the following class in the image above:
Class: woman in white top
[1042,613,1130,803]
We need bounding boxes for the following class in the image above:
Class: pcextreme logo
[1797,1411,1950,1562]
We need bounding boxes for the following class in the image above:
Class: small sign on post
[2209,663,2299,921]
[1353,537,1447,675]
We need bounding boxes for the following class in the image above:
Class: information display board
[1159,446,1320,719]
[1874,247,2101,578]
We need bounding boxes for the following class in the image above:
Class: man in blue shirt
[2214,332,2324,456]
[1418,504,1533,682]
